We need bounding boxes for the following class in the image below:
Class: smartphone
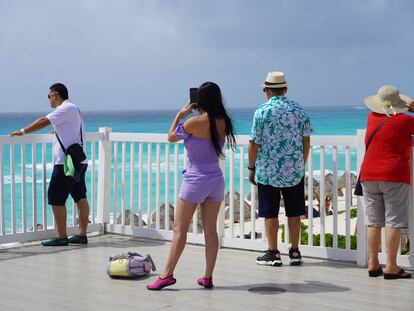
[189,88,198,104]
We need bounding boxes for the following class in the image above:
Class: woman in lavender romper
[147,82,236,290]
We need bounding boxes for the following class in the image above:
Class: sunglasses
[47,92,58,99]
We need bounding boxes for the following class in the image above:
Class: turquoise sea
[0,106,370,233]
[0,105,369,136]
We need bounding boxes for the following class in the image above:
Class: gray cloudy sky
[0,0,413,112]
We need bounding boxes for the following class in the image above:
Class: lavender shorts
[179,169,225,204]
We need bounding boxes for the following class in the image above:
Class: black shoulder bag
[354,116,389,196]
[55,110,87,178]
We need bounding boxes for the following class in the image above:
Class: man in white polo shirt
[10,83,90,246]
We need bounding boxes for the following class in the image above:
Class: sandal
[384,268,412,280]
[147,275,176,290]
[368,266,383,277]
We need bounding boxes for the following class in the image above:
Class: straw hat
[262,71,288,88]
[365,85,412,116]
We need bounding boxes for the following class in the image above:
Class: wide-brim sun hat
[261,71,288,88]
[365,85,412,116]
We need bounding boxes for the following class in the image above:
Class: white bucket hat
[262,71,288,88]
[365,85,412,116]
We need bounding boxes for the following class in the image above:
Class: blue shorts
[48,164,88,206]
[258,178,306,218]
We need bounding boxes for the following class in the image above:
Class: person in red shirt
[360,85,414,279]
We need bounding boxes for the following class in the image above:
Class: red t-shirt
[360,112,414,184]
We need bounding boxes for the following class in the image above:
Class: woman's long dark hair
[196,82,236,157]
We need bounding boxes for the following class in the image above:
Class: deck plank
[0,234,413,311]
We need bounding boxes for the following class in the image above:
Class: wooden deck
[0,234,413,311]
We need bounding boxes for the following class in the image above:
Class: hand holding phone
[178,101,193,119]
[189,88,198,104]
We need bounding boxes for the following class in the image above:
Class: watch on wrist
[20,128,26,135]
[248,166,255,171]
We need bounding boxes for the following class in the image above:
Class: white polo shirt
[46,100,87,165]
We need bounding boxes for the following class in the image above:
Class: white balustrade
[0,133,103,244]
[1,130,413,268]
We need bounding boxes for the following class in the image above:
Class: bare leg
[265,218,279,251]
[384,227,401,274]
[367,226,381,271]
[52,205,67,238]
[288,216,301,249]
[161,198,198,278]
[76,198,90,236]
[200,201,221,278]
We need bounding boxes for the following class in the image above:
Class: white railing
[1,128,413,268]
[0,133,104,244]
[218,135,359,262]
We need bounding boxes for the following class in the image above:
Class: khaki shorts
[362,181,410,228]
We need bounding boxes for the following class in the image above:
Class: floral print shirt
[250,96,313,187]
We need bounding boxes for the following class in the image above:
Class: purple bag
[107,252,156,278]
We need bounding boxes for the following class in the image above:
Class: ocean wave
[5,161,101,173]
[3,175,51,185]
[352,106,367,110]
[25,163,54,170]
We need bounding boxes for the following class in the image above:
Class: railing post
[356,129,367,266]
[218,157,226,246]
[409,136,414,265]
[97,127,112,225]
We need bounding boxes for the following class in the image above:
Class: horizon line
[0,104,367,115]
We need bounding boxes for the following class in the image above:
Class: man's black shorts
[258,177,306,218]
[48,164,88,206]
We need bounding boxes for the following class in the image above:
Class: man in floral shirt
[249,71,312,266]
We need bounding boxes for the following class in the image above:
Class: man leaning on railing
[10,83,90,246]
